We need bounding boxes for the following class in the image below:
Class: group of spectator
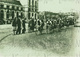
[28,17,75,34]
[12,17,26,35]
[46,17,75,33]
[12,16,75,35]
[28,18,45,34]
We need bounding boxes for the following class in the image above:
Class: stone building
[39,11,60,20]
[28,0,38,19]
[0,0,24,24]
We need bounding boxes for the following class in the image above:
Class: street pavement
[0,24,80,57]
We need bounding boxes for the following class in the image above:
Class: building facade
[0,0,24,24]
[39,11,60,20]
[28,0,38,19]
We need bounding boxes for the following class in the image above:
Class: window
[1,4,4,8]
[29,0,30,7]
[21,8,23,10]
[7,5,9,9]
[17,7,19,10]
[35,9,37,12]
[28,8,30,12]
[12,6,15,10]
[0,10,4,19]
[28,13,30,19]
[32,8,34,11]
[35,1,37,7]
[7,10,10,18]
[17,12,19,18]
[35,14,36,19]
[21,13,23,18]
[32,13,33,16]
[32,0,34,7]
[12,11,14,19]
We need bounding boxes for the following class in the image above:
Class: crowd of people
[28,18,45,34]
[12,17,26,35]
[12,16,75,35]
[28,16,75,34]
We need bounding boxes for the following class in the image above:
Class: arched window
[12,11,14,19]
[21,8,23,11]
[17,12,19,18]
[6,10,9,19]
[0,10,4,20]
[28,13,30,19]
[32,0,34,7]
[1,4,4,8]
[17,7,19,10]
[32,13,33,16]
[35,14,36,19]
[28,8,30,12]
[29,0,31,7]
[7,5,9,9]
[12,6,15,10]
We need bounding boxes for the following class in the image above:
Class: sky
[19,0,80,13]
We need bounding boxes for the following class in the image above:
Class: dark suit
[22,20,26,33]
[16,18,21,34]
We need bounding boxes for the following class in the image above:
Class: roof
[0,0,22,6]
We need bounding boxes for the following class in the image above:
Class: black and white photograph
[0,0,80,57]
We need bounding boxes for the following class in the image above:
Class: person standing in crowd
[34,19,40,34]
[28,17,35,32]
[46,19,52,34]
[12,17,17,35]
[49,19,54,33]
[37,19,41,31]
[22,18,26,33]
[46,20,49,34]
[31,17,35,32]
[57,17,62,31]
[16,17,21,34]
[41,20,44,30]
[28,18,34,33]
[34,19,37,28]
[40,19,44,34]
[28,18,31,33]
[37,19,42,34]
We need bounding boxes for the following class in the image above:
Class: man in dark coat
[22,18,26,33]
[12,17,17,35]
[31,18,35,32]
[28,19,32,33]
[16,17,21,34]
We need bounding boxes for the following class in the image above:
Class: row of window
[28,12,37,19]
[0,4,24,10]
[0,11,23,19]
[28,0,38,8]
[28,8,38,12]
